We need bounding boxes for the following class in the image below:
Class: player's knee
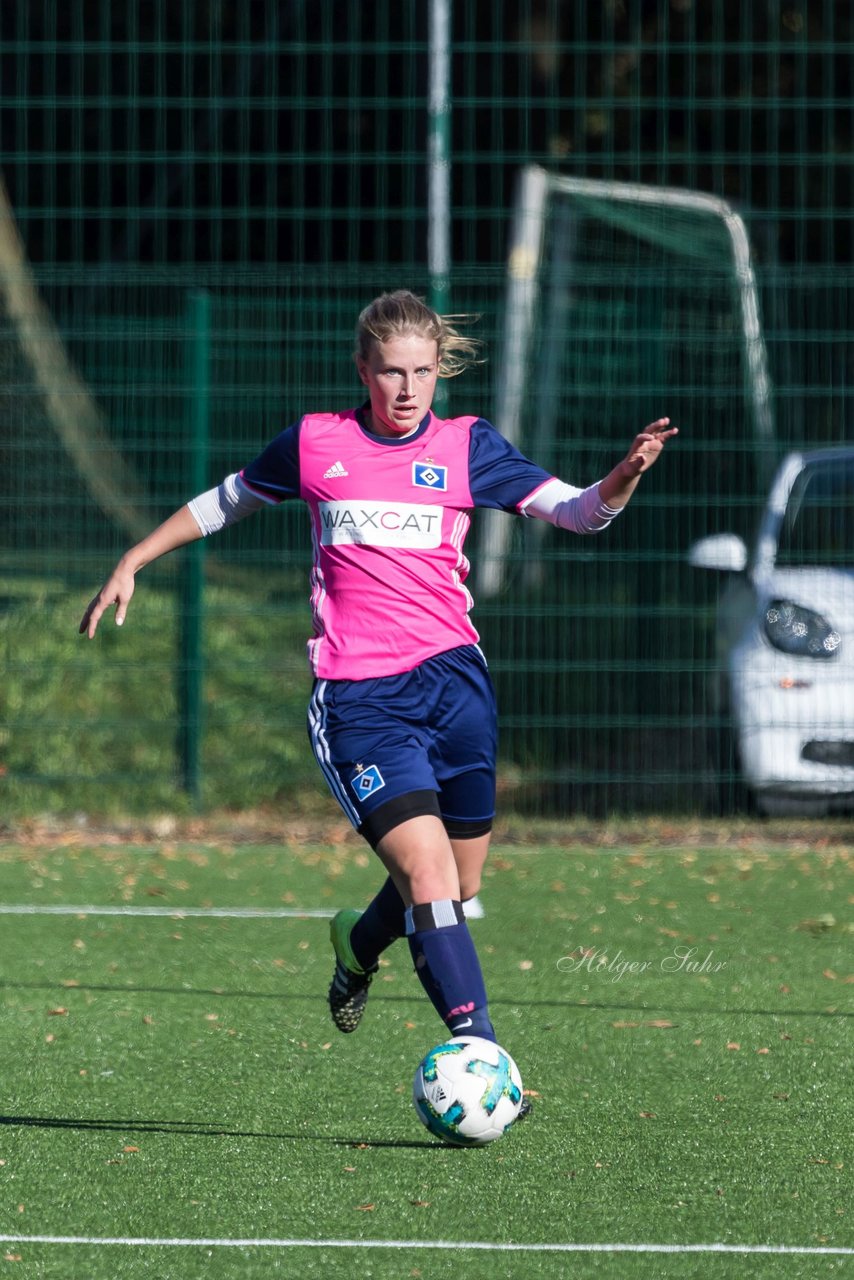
[407,868,461,906]
[446,816,491,903]
[458,869,482,901]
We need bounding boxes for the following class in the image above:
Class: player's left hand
[620,418,679,477]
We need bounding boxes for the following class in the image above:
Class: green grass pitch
[0,826,851,1278]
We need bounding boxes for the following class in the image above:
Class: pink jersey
[239,408,554,679]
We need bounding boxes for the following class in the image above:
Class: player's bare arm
[598,417,678,510]
[79,504,204,639]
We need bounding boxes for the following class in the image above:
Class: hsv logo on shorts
[350,764,386,801]
[413,461,448,491]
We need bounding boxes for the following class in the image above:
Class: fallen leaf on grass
[726,1042,740,1051]
[47,1008,68,1017]
[123,1146,139,1153]
[410,1200,431,1207]
[798,915,836,934]
[639,1111,657,1119]
[356,1203,376,1211]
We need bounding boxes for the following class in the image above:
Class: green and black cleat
[328,909,378,1033]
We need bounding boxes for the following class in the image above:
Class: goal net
[0,173,153,574]
[477,168,776,811]
[480,166,775,597]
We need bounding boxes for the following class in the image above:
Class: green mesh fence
[0,2,852,817]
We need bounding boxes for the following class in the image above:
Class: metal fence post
[177,289,210,804]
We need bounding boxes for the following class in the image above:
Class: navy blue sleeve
[239,421,301,502]
[468,419,553,511]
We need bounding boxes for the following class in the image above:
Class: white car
[689,446,854,815]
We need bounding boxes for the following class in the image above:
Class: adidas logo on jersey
[323,460,349,479]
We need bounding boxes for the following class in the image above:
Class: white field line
[0,1235,852,1256]
[0,904,335,919]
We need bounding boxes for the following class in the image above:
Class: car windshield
[776,459,854,567]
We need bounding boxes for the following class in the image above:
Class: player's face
[356,332,440,437]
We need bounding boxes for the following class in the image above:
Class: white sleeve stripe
[187,473,267,536]
[516,476,566,515]
[236,471,282,505]
[518,476,581,516]
[521,478,622,534]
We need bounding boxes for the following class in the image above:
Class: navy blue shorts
[307,645,497,845]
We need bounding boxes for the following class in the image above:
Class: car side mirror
[688,533,748,573]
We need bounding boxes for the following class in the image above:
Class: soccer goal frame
[478,165,775,597]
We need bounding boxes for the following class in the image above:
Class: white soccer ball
[412,1035,524,1146]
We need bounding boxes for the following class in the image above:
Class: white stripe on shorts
[307,681,361,827]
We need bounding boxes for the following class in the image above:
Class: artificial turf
[0,830,851,1278]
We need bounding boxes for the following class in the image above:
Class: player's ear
[355,354,370,386]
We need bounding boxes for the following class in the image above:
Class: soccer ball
[412,1036,524,1146]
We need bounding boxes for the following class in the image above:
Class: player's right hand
[79,565,136,639]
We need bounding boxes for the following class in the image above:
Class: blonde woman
[81,289,677,1065]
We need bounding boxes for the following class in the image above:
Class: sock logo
[451,1017,473,1030]
[448,1001,475,1018]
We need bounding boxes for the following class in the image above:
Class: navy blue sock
[350,876,406,971]
[405,899,496,1042]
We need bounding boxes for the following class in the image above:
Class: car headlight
[763,600,841,659]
